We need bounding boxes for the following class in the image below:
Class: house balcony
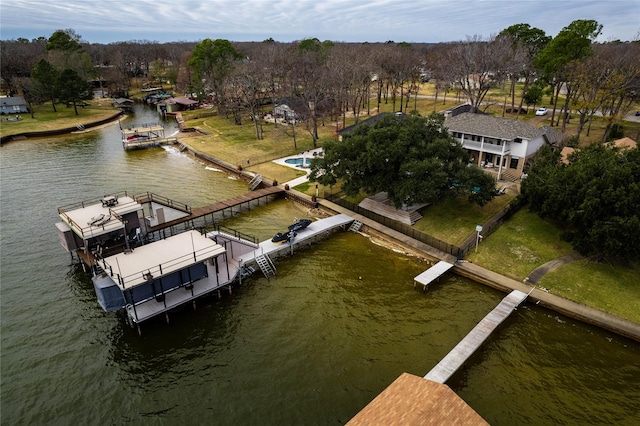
[460,139,511,156]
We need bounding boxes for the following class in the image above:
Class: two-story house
[445,112,564,178]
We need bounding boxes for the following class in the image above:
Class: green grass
[465,209,574,280]
[0,100,117,137]
[181,112,331,166]
[413,192,516,246]
[465,207,640,323]
[250,162,306,185]
[542,260,640,323]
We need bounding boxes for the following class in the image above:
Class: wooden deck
[145,186,285,233]
[424,289,529,383]
[414,261,455,291]
[358,192,425,225]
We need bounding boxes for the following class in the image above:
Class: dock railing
[57,191,134,238]
[214,224,259,245]
[135,192,192,214]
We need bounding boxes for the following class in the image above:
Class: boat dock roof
[58,195,142,239]
[103,230,225,289]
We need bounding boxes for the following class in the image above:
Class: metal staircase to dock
[255,254,276,278]
[249,174,263,190]
[348,220,363,233]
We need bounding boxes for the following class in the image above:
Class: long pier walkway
[425,289,530,383]
[143,186,285,234]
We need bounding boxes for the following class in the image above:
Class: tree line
[2,21,638,141]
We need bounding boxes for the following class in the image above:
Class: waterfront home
[445,112,564,179]
[1,96,28,115]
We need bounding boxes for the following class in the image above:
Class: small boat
[272,231,296,243]
[288,218,312,233]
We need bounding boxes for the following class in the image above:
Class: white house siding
[525,136,546,157]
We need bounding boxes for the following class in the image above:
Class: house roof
[339,112,406,136]
[275,97,306,110]
[445,112,563,144]
[346,373,489,426]
[112,98,134,105]
[159,97,198,106]
[1,96,26,106]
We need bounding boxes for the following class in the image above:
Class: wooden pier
[424,289,529,383]
[414,260,455,291]
[143,186,286,235]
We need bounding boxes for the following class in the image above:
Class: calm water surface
[1,106,639,425]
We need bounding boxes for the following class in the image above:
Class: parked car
[535,107,548,116]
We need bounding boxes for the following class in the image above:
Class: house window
[510,157,519,169]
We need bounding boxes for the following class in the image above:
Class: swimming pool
[284,157,313,166]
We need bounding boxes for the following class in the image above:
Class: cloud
[2,0,638,43]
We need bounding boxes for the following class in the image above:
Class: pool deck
[273,148,323,187]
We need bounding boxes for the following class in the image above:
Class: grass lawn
[249,162,306,185]
[0,100,118,137]
[181,112,333,164]
[413,192,516,246]
[542,260,640,323]
[465,208,574,280]
[466,207,640,323]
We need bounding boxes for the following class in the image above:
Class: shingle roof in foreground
[346,373,489,426]
[445,112,563,143]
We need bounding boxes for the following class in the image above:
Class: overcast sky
[1,0,638,44]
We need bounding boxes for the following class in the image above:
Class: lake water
[1,105,639,425]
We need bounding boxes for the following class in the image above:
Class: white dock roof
[103,230,225,289]
[59,196,142,239]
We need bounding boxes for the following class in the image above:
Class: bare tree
[436,35,511,113]
[0,38,47,96]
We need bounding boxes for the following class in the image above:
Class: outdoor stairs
[255,254,276,279]
[348,220,363,233]
[409,211,423,224]
[249,174,263,190]
[500,169,520,182]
